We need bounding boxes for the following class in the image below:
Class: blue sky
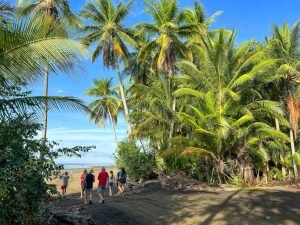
[12,0,300,166]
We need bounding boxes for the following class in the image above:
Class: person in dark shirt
[84,169,95,204]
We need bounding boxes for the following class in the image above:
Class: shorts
[109,182,113,187]
[97,186,106,192]
[85,187,93,192]
[61,185,67,190]
[119,178,126,184]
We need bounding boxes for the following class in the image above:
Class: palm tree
[86,78,120,146]
[180,1,222,63]
[137,0,191,76]
[17,0,82,157]
[0,15,87,84]
[129,76,176,149]
[172,30,286,183]
[80,0,136,134]
[17,0,79,26]
[265,21,300,180]
[124,32,154,85]
[136,0,193,145]
[0,13,88,159]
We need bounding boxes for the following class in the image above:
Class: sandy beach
[47,166,117,195]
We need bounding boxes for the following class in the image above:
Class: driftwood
[158,173,221,191]
[48,209,95,225]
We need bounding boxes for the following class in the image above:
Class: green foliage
[0,86,94,225]
[269,167,283,181]
[115,141,156,181]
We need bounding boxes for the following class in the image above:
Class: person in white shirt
[61,171,70,197]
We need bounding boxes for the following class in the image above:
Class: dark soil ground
[57,182,300,225]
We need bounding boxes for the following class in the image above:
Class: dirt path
[59,182,300,225]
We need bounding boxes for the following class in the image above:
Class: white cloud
[56,89,65,94]
[37,126,128,167]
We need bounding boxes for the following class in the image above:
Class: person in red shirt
[97,167,109,203]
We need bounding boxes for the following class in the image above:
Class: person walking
[117,168,127,195]
[97,167,109,204]
[61,171,70,197]
[80,169,88,198]
[84,169,95,204]
[108,171,115,197]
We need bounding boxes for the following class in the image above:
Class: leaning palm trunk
[289,129,299,180]
[40,64,49,160]
[108,110,118,147]
[116,60,132,135]
[275,118,287,178]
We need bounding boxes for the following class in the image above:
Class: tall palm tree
[265,21,300,179]
[86,78,120,146]
[17,0,82,158]
[136,0,193,145]
[80,0,136,134]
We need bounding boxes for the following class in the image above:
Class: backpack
[119,171,126,179]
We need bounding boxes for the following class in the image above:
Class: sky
[9,0,300,167]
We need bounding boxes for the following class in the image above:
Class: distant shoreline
[59,164,116,169]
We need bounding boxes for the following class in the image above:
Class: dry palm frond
[181,147,217,160]
[160,148,180,158]
[113,42,124,58]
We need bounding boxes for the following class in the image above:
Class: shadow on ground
[57,182,300,225]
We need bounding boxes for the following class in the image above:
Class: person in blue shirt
[84,169,95,204]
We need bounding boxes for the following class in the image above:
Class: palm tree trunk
[40,64,49,160]
[289,129,299,180]
[115,60,132,135]
[275,118,287,178]
[168,97,176,148]
[168,67,176,148]
[108,110,118,147]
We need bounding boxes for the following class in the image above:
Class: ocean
[59,163,116,169]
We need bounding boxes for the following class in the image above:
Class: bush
[115,141,156,182]
[0,87,94,225]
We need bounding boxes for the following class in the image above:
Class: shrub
[0,87,93,225]
[115,141,156,181]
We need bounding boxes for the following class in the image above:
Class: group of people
[60,167,127,205]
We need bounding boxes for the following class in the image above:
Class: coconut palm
[129,76,176,148]
[181,2,221,43]
[80,0,136,135]
[86,78,120,146]
[0,15,87,83]
[172,30,287,183]
[265,21,300,179]
[136,0,194,145]
[137,0,191,76]
[17,0,79,27]
[124,32,154,85]
[17,0,83,158]
[0,14,88,159]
